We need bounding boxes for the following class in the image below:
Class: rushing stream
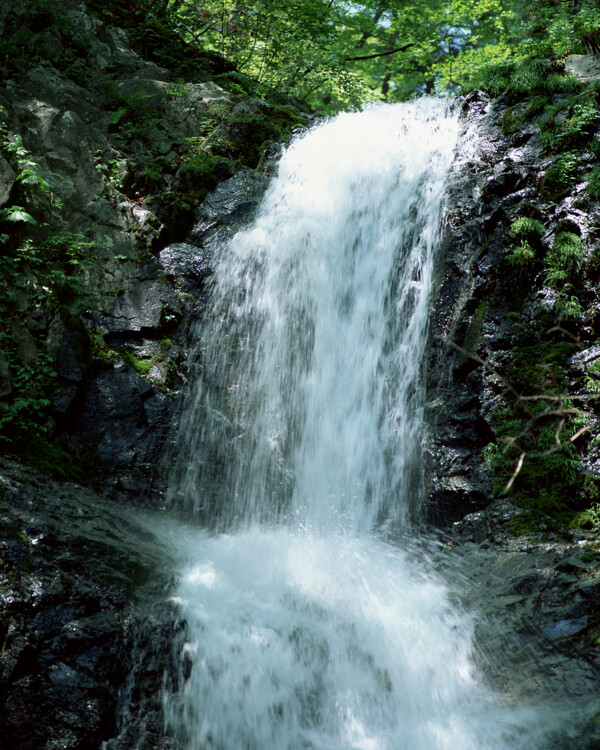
[159,100,552,749]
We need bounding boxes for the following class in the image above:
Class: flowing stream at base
[160,101,550,749]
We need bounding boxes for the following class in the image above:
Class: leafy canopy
[138,0,599,111]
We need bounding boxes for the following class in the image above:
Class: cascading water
[160,100,535,750]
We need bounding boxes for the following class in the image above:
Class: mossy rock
[4,433,85,482]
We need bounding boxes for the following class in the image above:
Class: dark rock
[99,279,183,335]
[46,313,87,383]
[159,242,213,286]
[189,168,269,248]
[0,348,11,397]
[10,319,38,366]
[0,459,178,750]
[70,364,154,468]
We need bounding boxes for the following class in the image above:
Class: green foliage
[466,58,579,102]
[585,362,600,395]
[540,97,599,152]
[586,168,600,200]
[3,432,85,482]
[94,153,127,199]
[0,206,37,226]
[546,231,583,286]
[506,216,545,266]
[589,503,600,531]
[99,86,187,195]
[481,321,595,535]
[507,241,536,266]
[180,100,302,172]
[509,217,546,240]
[543,151,580,198]
[484,394,584,534]
[178,151,224,183]
[555,294,583,320]
[0,228,100,443]
[85,0,588,109]
[0,354,57,442]
[0,114,99,446]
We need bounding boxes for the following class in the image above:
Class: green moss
[502,106,523,135]
[121,352,153,376]
[164,359,178,389]
[510,341,575,394]
[9,433,85,482]
[586,167,600,199]
[503,495,576,537]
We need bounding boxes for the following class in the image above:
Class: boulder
[565,54,600,82]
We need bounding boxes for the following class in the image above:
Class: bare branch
[346,43,414,62]
[505,452,526,492]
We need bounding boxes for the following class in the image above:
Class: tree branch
[346,43,414,62]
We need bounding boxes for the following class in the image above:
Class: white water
[162,101,534,749]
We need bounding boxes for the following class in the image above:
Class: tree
[147,0,600,111]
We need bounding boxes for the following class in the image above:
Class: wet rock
[159,242,214,287]
[100,278,182,335]
[70,364,154,468]
[442,512,600,710]
[542,616,588,641]
[189,168,269,248]
[0,458,178,750]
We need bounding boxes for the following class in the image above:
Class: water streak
[163,100,523,749]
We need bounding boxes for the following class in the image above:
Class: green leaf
[0,206,37,224]
[109,107,128,126]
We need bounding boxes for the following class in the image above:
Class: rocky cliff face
[0,0,307,497]
[425,68,600,721]
[427,76,600,529]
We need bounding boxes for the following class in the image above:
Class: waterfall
[170,100,459,532]
[160,100,525,749]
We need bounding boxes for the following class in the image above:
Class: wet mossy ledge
[0,0,311,491]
